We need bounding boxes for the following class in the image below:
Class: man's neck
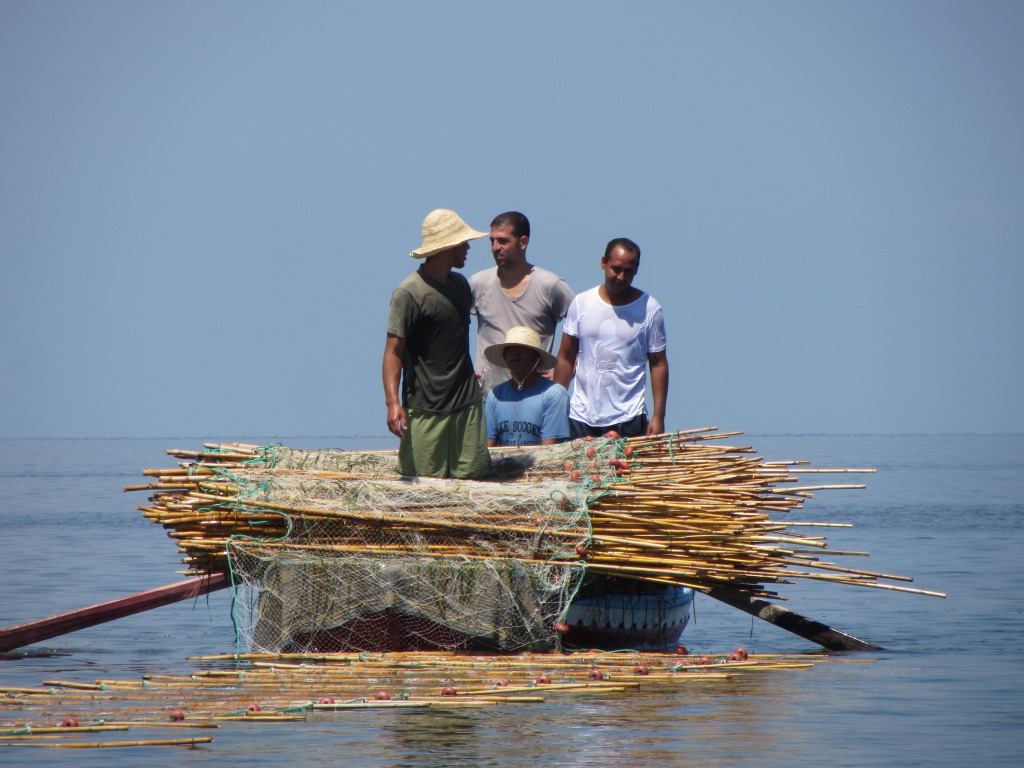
[421,256,454,284]
[509,370,541,391]
[598,285,642,306]
[498,258,533,297]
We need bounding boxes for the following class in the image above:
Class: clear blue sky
[2,1,1021,439]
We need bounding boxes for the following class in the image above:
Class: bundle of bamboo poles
[125,428,943,600]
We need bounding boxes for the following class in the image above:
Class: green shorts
[398,401,491,479]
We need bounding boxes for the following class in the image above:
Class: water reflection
[385,709,488,765]
[354,673,822,767]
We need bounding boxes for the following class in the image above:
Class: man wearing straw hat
[470,211,574,395]
[483,326,570,447]
[383,209,492,478]
[553,237,669,438]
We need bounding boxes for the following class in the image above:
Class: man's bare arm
[552,332,579,389]
[382,334,407,438]
[646,349,668,436]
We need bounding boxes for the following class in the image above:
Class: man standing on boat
[483,327,570,447]
[553,237,669,438]
[383,209,492,478]
[470,211,574,395]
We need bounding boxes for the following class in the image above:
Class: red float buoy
[374,691,391,700]
[60,717,79,728]
[634,664,650,675]
[318,696,335,705]
[168,709,185,721]
[440,686,457,696]
[675,644,688,655]
[535,673,552,684]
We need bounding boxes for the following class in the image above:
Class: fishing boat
[2,431,903,656]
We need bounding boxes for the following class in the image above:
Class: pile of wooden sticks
[126,428,942,599]
[0,648,834,749]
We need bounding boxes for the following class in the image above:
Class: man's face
[490,225,527,268]
[602,245,640,299]
[503,345,540,382]
[449,240,470,269]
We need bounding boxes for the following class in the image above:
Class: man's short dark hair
[490,211,530,239]
[603,237,640,261]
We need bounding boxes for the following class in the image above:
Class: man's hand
[387,403,408,438]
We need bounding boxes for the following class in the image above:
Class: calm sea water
[1,434,1021,767]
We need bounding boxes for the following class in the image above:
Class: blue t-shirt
[485,378,570,446]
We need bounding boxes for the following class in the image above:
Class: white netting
[217,444,589,653]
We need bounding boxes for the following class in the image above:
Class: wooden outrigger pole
[0,573,230,653]
[704,588,882,651]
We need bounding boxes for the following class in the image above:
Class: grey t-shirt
[469,265,575,393]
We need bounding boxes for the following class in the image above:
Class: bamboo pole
[12,737,215,748]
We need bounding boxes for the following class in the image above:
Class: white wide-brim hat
[410,209,487,259]
[484,326,558,370]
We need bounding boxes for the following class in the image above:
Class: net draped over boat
[217,444,592,654]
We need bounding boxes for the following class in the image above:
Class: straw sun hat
[410,209,488,259]
[484,326,557,370]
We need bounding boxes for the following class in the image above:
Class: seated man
[483,327,570,447]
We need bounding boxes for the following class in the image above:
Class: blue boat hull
[562,579,694,652]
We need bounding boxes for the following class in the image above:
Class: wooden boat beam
[703,588,882,651]
[0,573,230,653]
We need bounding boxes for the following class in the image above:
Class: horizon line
[2,432,1022,441]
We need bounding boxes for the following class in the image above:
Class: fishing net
[132,429,936,655]
[205,443,590,654]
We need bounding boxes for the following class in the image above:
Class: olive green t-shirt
[386,267,482,414]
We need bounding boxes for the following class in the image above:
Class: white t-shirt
[563,287,666,427]
[470,266,574,394]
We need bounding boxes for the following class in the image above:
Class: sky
[2,1,1022,440]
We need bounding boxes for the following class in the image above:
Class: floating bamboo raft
[0,648,848,748]
[126,428,944,601]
